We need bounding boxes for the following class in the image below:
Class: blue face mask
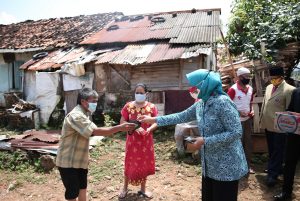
[88,102,97,113]
[135,93,146,103]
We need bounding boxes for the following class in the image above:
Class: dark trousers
[282,134,300,194]
[241,118,253,168]
[202,176,239,201]
[266,130,286,179]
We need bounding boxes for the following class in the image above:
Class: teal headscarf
[186,69,227,102]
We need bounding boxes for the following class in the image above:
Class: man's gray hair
[77,88,99,104]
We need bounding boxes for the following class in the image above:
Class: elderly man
[260,66,295,187]
[56,88,135,201]
[228,67,255,174]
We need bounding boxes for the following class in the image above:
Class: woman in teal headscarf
[139,69,248,201]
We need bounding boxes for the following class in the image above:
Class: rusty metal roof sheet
[9,130,60,150]
[81,9,221,45]
[20,47,90,70]
[95,43,211,65]
[0,12,122,51]
[20,47,120,71]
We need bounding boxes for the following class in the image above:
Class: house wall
[23,71,36,103]
[0,52,34,107]
[0,54,5,64]
[95,55,206,114]
[94,64,107,94]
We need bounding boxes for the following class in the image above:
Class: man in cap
[274,84,300,200]
[260,66,295,187]
[228,67,255,174]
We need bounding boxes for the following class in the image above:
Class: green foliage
[103,113,117,127]
[0,150,43,172]
[227,0,300,61]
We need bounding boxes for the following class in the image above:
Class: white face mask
[88,102,97,113]
[135,93,146,103]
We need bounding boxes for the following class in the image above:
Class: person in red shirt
[227,67,255,175]
[118,83,158,199]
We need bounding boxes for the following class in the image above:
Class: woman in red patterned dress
[118,83,158,199]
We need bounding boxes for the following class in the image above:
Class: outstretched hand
[119,123,136,132]
[137,115,157,124]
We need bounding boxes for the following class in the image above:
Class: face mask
[271,78,283,86]
[190,89,200,100]
[240,78,250,85]
[135,93,146,103]
[88,102,97,113]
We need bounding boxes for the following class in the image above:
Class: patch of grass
[0,128,21,137]
[0,150,44,172]
[89,159,120,183]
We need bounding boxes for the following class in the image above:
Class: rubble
[3,93,39,130]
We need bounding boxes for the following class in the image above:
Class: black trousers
[282,134,300,194]
[266,130,286,179]
[202,176,239,201]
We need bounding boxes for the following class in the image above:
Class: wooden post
[219,27,236,80]
[252,96,264,133]
[179,59,183,89]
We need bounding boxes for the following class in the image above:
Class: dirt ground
[1,130,300,201]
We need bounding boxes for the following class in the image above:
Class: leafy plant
[227,0,300,62]
[0,150,44,172]
[103,113,117,127]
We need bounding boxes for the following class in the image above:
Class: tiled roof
[95,43,211,65]
[81,9,221,45]
[0,12,122,51]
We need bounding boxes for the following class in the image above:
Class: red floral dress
[121,101,158,185]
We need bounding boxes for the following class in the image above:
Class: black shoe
[274,192,291,200]
[266,177,277,187]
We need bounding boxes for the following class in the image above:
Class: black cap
[269,66,284,76]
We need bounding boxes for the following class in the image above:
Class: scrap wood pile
[218,42,300,91]
[0,109,8,126]
[218,60,265,91]
[3,93,38,130]
[6,93,36,113]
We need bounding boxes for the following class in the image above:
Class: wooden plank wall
[131,60,180,90]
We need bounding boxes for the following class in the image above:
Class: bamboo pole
[219,27,237,81]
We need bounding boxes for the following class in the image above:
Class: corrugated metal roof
[20,47,90,71]
[81,9,221,45]
[95,43,211,65]
[170,26,220,43]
